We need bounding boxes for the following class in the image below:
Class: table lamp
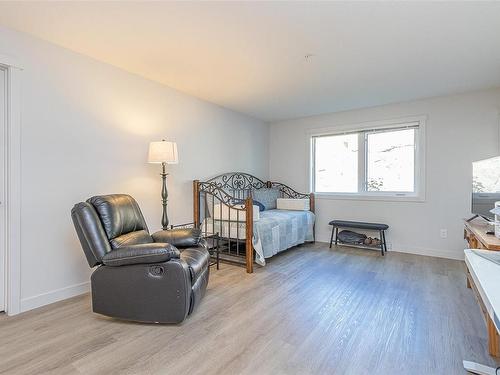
[148,140,178,229]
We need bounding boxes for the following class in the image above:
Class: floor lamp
[148,140,179,230]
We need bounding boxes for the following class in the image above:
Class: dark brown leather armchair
[71,194,209,323]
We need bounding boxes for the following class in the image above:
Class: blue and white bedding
[202,209,315,266]
[254,209,315,265]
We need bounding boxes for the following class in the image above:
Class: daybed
[193,173,315,273]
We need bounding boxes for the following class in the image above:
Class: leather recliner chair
[71,194,210,323]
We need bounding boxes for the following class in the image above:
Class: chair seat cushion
[102,243,180,267]
[110,230,153,249]
[180,247,210,283]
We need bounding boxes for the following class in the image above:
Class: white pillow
[213,203,260,221]
[276,198,310,211]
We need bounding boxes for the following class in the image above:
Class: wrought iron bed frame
[193,172,315,273]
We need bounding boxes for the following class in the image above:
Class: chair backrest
[72,201,112,267]
[71,194,151,267]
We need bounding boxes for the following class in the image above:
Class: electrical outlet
[387,242,393,250]
[440,229,448,239]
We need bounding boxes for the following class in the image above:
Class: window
[310,118,425,200]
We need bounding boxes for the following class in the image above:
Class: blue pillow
[253,200,265,212]
[231,198,265,212]
[253,188,280,210]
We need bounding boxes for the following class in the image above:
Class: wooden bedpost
[309,192,315,214]
[310,193,315,242]
[245,196,254,273]
[193,180,200,228]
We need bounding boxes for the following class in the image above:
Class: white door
[0,67,5,312]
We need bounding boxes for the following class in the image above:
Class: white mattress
[213,203,260,221]
[201,217,248,239]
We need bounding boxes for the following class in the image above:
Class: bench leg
[379,230,385,256]
[330,227,339,249]
[381,231,387,253]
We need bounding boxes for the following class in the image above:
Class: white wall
[0,26,269,312]
[270,88,500,260]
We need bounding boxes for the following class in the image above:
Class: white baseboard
[391,246,464,261]
[315,239,464,261]
[20,281,90,313]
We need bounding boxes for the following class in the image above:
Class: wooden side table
[463,219,500,374]
[204,233,220,270]
[463,249,500,374]
[464,218,500,251]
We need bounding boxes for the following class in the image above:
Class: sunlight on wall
[112,108,165,136]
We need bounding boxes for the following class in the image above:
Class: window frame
[308,115,426,202]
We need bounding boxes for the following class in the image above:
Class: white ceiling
[0,1,500,122]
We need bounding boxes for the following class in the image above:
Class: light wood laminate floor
[0,243,497,375]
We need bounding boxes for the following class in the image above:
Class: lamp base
[161,162,169,230]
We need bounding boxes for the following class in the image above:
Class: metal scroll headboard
[206,172,266,200]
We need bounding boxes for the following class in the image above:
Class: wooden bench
[329,220,389,256]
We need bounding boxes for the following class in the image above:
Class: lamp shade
[148,140,178,164]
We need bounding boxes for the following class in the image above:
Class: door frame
[0,65,6,312]
[0,54,22,315]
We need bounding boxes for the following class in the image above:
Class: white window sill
[314,192,425,203]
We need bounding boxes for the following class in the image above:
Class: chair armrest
[102,243,180,267]
[152,228,202,248]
